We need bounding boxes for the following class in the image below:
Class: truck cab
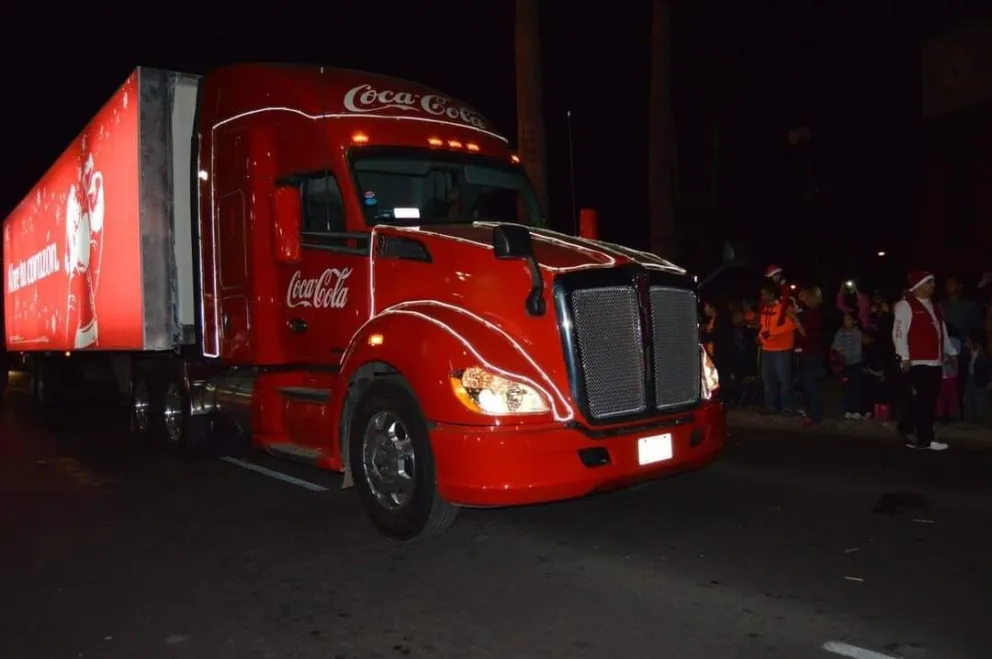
[184,65,726,539]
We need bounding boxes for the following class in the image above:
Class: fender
[339,300,574,425]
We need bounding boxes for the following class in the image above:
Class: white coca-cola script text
[286,268,353,309]
[342,84,487,129]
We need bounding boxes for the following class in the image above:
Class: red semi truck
[2,65,725,539]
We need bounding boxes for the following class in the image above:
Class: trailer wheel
[349,376,458,541]
[161,378,213,460]
[32,357,63,409]
[27,359,42,405]
[131,377,153,436]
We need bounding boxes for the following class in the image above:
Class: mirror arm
[524,257,547,316]
[697,263,729,290]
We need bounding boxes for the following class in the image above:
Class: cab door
[277,172,371,367]
[214,130,251,362]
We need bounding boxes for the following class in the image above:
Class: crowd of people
[701,266,992,449]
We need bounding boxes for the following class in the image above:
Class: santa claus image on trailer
[64,154,105,349]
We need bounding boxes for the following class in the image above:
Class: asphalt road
[2,374,992,659]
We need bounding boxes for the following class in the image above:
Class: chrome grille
[650,286,701,409]
[569,286,647,419]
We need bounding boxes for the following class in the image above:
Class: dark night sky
[1,0,986,294]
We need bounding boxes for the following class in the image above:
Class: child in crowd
[963,331,992,424]
[937,330,963,422]
[861,329,892,418]
[832,312,864,419]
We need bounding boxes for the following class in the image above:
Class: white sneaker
[928,441,949,451]
[851,413,863,420]
[844,413,854,420]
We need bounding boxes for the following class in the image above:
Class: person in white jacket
[892,271,959,450]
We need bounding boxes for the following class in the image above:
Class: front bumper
[431,400,727,507]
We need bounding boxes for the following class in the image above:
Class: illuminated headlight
[701,347,720,400]
[450,366,550,415]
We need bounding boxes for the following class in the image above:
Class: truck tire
[161,377,214,460]
[0,362,7,406]
[349,376,458,541]
[32,357,65,409]
[131,376,153,437]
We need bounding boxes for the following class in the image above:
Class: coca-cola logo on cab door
[342,84,488,130]
[286,267,352,310]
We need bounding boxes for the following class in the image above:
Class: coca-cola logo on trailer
[286,268,352,310]
[342,84,488,130]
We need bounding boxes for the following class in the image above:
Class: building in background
[920,14,992,277]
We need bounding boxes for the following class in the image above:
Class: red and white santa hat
[765,264,783,278]
[907,270,934,291]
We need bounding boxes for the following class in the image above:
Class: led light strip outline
[213,106,509,143]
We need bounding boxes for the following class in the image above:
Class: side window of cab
[296,173,369,254]
[301,174,346,236]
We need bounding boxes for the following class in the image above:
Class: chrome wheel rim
[163,383,185,444]
[133,380,150,433]
[362,411,416,510]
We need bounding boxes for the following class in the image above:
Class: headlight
[450,366,550,415]
[701,347,720,400]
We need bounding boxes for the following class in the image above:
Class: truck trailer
[2,64,725,539]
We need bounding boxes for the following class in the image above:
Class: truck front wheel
[349,376,458,541]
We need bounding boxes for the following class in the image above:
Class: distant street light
[877,251,886,257]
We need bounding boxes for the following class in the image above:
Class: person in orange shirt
[758,283,798,414]
[765,264,796,325]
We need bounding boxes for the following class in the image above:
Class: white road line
[220,457,329,492]
[822,641,900,659]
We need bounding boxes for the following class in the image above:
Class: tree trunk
[648,0,678,259]
[515,0,550,217]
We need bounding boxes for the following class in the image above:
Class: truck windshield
[351,149,545,228]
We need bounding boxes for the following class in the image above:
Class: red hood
[391,223,684,274]
[368,223,687,407]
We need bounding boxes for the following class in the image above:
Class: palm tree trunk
[648,0,678,259]
[515,0,550,217]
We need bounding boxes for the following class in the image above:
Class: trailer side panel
[137,68,200,350]
[170,73,200,342]
[138,67,175,351]
[3,72,144,352]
